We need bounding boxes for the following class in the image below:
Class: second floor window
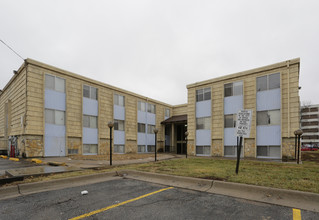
[114,120,125,131]
[196,88,211,102]
[83,85,98,100]
[257,110,280,126]
[138,123,146,133]
[224,114,236,128]
[196,117,210,130]
[83,115,98,128]
[147,125,155,134]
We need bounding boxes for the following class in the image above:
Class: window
[147,125,155,134]
[224,145,243,157]
[257,110,280,125]
[138,145,146,153]
[224,81,243,97]
[257,146,281,158]
[138,123,146,133]
[68,149,78,155]
[45,109,65,125]
[83,144,98,155]
[114,120,125,131]
[114,94,125,106]
[138,101,146,112]
[83,115,98,128]
[147,145,155,152]
[114,145,125,153]
[224,114,236,128]
[45,74,65,93]
[196,117,210,130]
[165,109,170,118]
[196,88,211,102]
[196,146,210,155]
[148,104,156,114]
[257,73,280,91]
[83,85,98,100]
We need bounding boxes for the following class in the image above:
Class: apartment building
[301,104,319,147]
[0,58,301,159]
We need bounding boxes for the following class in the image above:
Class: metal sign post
[235,109,252,174]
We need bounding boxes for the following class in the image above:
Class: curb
[9,158,19,162]
[0,171,121,200]
[118,170,319,212]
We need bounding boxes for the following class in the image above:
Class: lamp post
[294,129,303,164]
[153,128,158,162]
[184,131,189,158]
[108,121,114,166]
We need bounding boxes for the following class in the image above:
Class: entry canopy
[161,114,187,125]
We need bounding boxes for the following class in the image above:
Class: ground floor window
[196,145,210,156]
[68,149,78,155]
[114,145,125,153]
[257,145,281,158]
[83,144,98,155]
[138,145,155,153]
[224,145,243,157]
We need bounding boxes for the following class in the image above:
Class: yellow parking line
[69,186,174,220]
[293,208,301,220]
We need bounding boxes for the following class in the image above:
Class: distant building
[0,58,301,160]
[301,104,319,147]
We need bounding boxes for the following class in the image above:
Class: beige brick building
[0,58,300,160]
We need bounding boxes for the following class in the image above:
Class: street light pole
[108,121,114,166]
[153,128,159,162]
[185,131,189,158]
[294,129,303,164]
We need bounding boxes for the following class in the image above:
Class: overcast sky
[1,0,318,105]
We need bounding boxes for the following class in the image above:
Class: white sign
[236,109,252,138]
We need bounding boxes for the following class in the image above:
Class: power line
[0,38,24,61]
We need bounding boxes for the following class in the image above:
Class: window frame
[224,81,243,97]
[147,124,155,134]
[83,115,98,128]
[196,87,211,102]
[257,73,280,92]
[45,109,65,125]
[138,123,146,133]
[114,119,125,131]
[196,117,211,130]
[165,108,170,118]
[257,145,281,158]
[83,85,98,100]
[196,145,211,156]
[224,114,237,128]
[83,144,98,155]
[147,103,156,114]
[114,94,125,106]
[257,110,280,126]
[114,145,125,154]
[138,101,146,112]
[45,74,65,93]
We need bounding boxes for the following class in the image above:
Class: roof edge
[187,58,300,89]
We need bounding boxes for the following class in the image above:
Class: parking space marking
[69,186,174,220]
[293,208,301,220]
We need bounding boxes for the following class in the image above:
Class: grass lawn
[125,157,319,194]
[3,157,319,194]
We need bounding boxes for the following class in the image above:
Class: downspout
[23,60,28,157]
[287,61,290,137]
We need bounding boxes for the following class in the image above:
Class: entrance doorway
[176,124,187,154]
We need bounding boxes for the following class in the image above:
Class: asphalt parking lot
[0,178,317,220]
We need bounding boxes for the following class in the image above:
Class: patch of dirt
[301,152,319,163]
